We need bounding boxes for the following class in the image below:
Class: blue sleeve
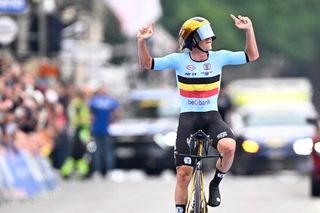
[152,53,178,71]
[218,50,247,66]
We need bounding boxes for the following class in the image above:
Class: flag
[104,0,162,37]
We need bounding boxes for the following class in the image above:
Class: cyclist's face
[198,37,212,51]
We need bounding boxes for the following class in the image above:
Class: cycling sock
[176,204,186,213]
[210,169,225,187]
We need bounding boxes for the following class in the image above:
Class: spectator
[49,102,70,170]
[61,89,91,179]
[88,85,121,177]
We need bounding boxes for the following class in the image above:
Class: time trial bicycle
[176,129,223,213]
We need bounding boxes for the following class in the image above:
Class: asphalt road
[1,170,320,213]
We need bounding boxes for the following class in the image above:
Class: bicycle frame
[177,130,222,213]
[187,142,207,213]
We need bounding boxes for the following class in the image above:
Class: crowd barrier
[0,146,57,204]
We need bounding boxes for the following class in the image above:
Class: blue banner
[4,149,44,197]
[35,155,57,190]
[0,0,27,14]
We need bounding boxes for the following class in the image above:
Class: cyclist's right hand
[137,23,154,40]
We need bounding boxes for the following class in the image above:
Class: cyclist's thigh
[175,112,198,167]
[206,111,235,149]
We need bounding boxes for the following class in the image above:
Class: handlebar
[176,129,223,160]
[175,152,223,159]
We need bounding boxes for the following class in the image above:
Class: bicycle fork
[186,162,208,213]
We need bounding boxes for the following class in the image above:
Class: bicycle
[176,130,223,213]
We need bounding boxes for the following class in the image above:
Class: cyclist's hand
[230,14,253,29]
[137,23,154,40]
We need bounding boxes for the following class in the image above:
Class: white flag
[104,0,162,37]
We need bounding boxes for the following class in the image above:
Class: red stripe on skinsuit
[179,88,219,98]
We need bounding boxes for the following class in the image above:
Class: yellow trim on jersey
[179,81,220,91]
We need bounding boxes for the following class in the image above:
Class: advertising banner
[0,0,27,14]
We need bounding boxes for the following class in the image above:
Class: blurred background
[1,0,320,212]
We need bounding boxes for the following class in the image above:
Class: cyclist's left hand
[230,14,253,29]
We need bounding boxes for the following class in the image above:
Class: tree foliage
[160,0,320,64]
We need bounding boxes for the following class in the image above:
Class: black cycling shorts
[174,111,235,167]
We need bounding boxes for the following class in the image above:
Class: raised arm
[230,14,259,61]
[137,24,154,69]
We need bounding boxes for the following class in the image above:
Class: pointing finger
[230,14,238,21]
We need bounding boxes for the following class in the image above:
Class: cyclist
[137,14,259,212]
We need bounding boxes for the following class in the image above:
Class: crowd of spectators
[0,53,114,203]
[0,54,68,202]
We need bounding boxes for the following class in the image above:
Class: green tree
[160,0,320,65]
[160,0,242,50]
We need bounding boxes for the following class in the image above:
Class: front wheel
[194,170,208,213]
[194,170,202,213]
[187,170,204,213]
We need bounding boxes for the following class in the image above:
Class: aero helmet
[178,17,216,51]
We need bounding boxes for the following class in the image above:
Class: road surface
[1,170,320,213]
